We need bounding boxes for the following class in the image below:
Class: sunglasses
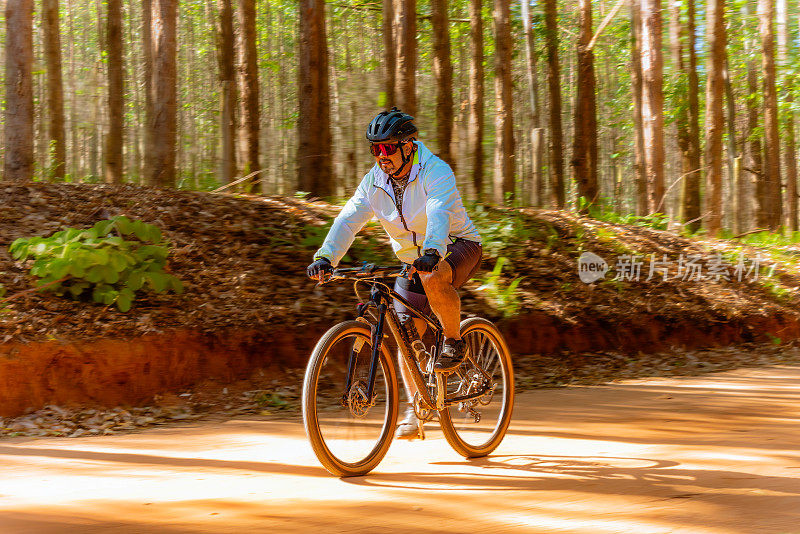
[369,142,402,157]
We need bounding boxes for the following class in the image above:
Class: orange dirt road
[1,365,799,533]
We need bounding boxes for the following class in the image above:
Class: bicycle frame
[326,264,491,413]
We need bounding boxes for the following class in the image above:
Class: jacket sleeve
[314,173,374,267]
[421,164,458,257]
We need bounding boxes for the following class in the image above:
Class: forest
[1,0,799,236]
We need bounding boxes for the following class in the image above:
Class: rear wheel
[302,320,399,477]
[438,317,514,458]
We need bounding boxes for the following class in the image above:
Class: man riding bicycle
[306,108,482,439]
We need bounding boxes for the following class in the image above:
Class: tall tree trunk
[778,0,798,230]
[148,0,177,187]
[492,0,514,204]
[394,0,416,115]
[104,0,124,184]
[217,0,237,184]
[642,0,665,214]
[669,0,693,226]
[42,0,66,182]
[544,0,564,208]
[678,0,702,231]
[142,0,155,183]
[522,0,543,206]
[298,0,332,196]
[382,0,396,104]
[4,0,34,182]
[431,0,453,164]
[468,0,484,201]
[630,0,647,215]
[745,2,764,232]
[759,0,783,229]
[704,0,726,235]
[238,0,260,190]
[723,58,740,231]
[572,0,598,213]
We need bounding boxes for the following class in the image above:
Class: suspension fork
[364,301,388,402]
[342,302,369,405]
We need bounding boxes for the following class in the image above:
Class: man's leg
[417,240,482,372]
[417,260,461,340]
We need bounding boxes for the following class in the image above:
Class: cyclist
[306,107,482,439]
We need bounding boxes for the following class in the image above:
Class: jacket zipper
[384,181,421,258]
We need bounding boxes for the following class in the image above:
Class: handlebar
[319,263,408,284]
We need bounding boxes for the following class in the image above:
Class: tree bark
[4,0,34,182]
[572,0,598,213]
[216,0,237,184]
[679,0,702,231]
[522,0,543,206]
[777,0,797,230]
[238,0,260,190]
[492,0,514,204]
[42,0,67,182]
[642,0,665,214]
[745,0,764,232]
[104,0,124,184]
[148,0,177,187]
[630,0,647,216]
[704,0,726,235]
[142,0,154,183]
[669,0,693,230]
[298,0,332,196]
[382,0,396,104]
[544,0,564,208]
[394,0,417,115]
[468,0,485,201]
[431,0,453,164]
[758,0,783,229]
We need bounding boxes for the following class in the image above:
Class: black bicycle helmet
[366,107,418,143]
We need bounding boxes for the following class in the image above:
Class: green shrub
[9,216,183,312]
[476,257,523,318]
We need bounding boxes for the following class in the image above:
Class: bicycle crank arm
[435,371,446,411]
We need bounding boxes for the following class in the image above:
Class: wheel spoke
[303,322,398,476]
[439,321,514,458]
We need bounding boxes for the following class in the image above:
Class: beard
[379,158,395,173]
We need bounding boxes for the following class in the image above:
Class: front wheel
[302,320,399,477]
[439,317,515,458]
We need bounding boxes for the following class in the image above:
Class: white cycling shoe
[395,405,424,440]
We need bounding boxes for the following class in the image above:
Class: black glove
[307,257,333,280]
[412,251,440,273]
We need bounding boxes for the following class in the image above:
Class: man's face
[371,140,412,176]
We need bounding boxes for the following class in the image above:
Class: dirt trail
[0,365,799,533]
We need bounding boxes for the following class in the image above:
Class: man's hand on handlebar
[307,257,333,282]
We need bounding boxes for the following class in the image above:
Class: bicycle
[302,263,515,477]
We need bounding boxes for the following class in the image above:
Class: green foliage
[588,204,669,230]
[9,216,183,312]
[476,257,523,318]
[761,278,792,302]
[300,220,395,264]
[469,204,540,259]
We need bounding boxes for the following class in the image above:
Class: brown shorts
[393,238,482,320]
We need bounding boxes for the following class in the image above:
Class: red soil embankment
[1,313,799,417]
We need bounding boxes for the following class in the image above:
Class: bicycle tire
[438,317,515,458]
[302,320,399,477]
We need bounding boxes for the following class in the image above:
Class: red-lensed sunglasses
[369,142,401,157]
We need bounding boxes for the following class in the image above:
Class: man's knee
[418,261,452,289]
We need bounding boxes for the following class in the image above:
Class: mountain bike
[302,263,514,477]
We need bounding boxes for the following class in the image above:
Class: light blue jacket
[314,141,481,266]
